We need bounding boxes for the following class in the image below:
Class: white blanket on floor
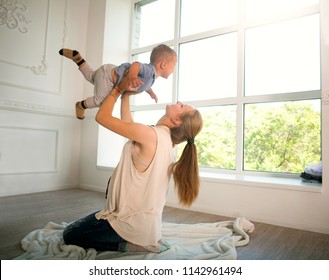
[14,218,254,260]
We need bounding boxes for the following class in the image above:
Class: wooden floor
[0,188,328,260]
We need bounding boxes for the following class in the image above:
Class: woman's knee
[62,222,80,245]
[62,225,73,244]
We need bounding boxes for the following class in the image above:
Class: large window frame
[98,0,328,189]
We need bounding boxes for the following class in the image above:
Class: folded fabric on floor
[14,217,254,260]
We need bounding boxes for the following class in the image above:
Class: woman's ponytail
[170,109,203,207]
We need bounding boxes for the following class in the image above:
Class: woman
[63,76,203,252]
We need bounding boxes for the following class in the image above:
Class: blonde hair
[150,44,176,65]
[169,109,203,207]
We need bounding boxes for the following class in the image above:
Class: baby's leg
[75,65,108,117]
[59,49,85,66]
[83,96,101,109]
[79,62,95,85]
[75,101,86,120]
[84,64,115,108]
[60,49,95,85]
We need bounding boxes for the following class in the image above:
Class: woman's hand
[116,70,141,93]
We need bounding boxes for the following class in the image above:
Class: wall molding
[0,100,74,118]
[0,0,31,33]
[0,0,50,76]
[0,79,61,95]
[0,0,69,97]
[0,0,68,77]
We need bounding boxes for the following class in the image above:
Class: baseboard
[79,184,105,193]
[0,185,77,197]
[165,201,329,235]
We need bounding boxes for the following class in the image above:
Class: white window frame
[97,0,328,190]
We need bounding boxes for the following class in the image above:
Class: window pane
[180,0,238,37]
[134,0,175,48]
[178,33,237,101]
[245,15,321,96]
[244,100,321,173]
[196,106,236,169]
[245,0,319,22]
[132,52,173,105]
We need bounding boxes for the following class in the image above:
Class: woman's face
[166,101,194,119]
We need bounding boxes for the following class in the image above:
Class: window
[99,0,324,182]
[180,0,238,36]
[133,0,175,48]
[179,33,238,101]
[245,14,320,96]
[197,106,237,170]
[244,100,321,173]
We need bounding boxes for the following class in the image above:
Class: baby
[59,44,177,119]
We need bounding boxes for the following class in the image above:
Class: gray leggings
[79,62,116,108]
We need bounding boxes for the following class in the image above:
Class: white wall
[0,0,89,196]
[0,0,131,195]
[78,0,132,192]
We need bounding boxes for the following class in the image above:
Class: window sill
[199,171,322,193]
[97,166,322,193]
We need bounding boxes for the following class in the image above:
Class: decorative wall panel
[0,0,67,95]
[0,126,58,174]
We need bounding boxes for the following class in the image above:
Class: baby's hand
[117,72,141,92]
[129,76,144,89]
[148,91,158,103]
[145,88,158,103]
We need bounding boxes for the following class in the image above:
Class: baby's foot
[59,49,84,65]
[75,101,85,120]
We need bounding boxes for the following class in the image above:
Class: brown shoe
[75,102,85,119]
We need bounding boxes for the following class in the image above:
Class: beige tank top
[96,126,175,250]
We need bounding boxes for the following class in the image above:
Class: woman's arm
[120,93,133,122]
[96,86,156,146]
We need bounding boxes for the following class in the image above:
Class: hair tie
[187,138,194,145]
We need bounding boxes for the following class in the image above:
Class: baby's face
[162,55,177,79]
